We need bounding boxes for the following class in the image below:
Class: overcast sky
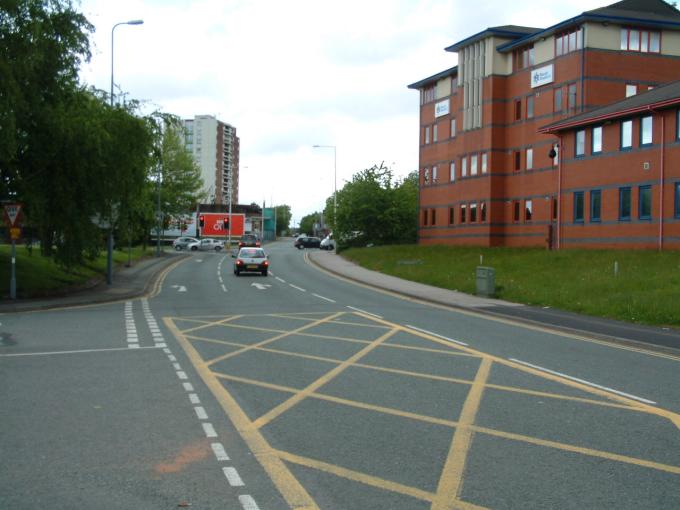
[77,0,610,225]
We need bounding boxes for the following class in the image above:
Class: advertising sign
[434,99,450,118]
[200,213,245,237]
[531,64,554,88]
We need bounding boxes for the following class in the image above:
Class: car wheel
[190,246,197,251]
[234,269,240,276]
[262,269,268,276]
[215,246,222,251]
[174,245,182,251]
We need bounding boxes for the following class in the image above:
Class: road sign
[9,227,21,240]
[4,204,21,227]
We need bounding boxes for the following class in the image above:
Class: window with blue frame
[574,191,584,223]
[675,182,680,218]
[619,187,631,220]
[575,130,586,157]
[592,126,602,154]
[639,185,652,219]
[640,115,653,146]
[590,190,601,222]
[621,119,632,149]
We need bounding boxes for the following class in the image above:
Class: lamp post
[108,19,143,285]
[312,145,336,230]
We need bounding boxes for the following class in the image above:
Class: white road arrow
[171,285,187,292]
[250,283,272,290]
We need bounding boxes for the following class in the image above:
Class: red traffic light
[199,215,205,227]
[223,218,230,229]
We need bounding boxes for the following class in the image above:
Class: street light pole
[109,19,143,284]
[312,145,337,229]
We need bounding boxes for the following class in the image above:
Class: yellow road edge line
[147,256,190,299]
[164,317,319,510]
[432,358,492,510]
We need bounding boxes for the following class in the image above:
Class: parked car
[234,247,269,276]
[187,238,224,251]
[173,236,199,251]
[238,234,261,249]
[294,236,321,249]
[320,233,335,251]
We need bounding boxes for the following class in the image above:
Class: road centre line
[275,276,286,283]
[289,284,306,292]
[223,467,245,487]
[176,371,188,380]
[312,293,336,303]
[0,346,161,357]
[510,358,657,405]
[183,382,194,391]
[347,306,382,319]
[194,406,208,420]
[211,442,230,461]
[221,284,227,293]
[238,495,261,510]
[406,325,468,346]
[189,393,200,404]
[202,422,218,438]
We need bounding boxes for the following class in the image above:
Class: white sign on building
[434,99,450,118]
[531,64,554,88]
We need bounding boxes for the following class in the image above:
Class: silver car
[173,236,198,251]
[187,238,224,252]
[234,247,269,276]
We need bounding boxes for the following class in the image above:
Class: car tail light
[263,260,269,267]
[236,259,244,266]
[256,241,260,247]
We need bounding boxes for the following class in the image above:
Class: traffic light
[199,215,205,227]
[223,218,229,230]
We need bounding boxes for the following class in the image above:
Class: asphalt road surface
[1,239,679,509]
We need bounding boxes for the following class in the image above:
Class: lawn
[0,244,156,299]
[341,245,680,328]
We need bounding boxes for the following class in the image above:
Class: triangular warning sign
[5,204,21,226]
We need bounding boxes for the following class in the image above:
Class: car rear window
[240,248,264,257]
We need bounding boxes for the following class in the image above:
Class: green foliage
[342,245,680,327]
[299,212,321,235]
[275,205,292,235]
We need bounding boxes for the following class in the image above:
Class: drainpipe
[556,134,564,250]
[580,25,586,113]
[654,108,665,251]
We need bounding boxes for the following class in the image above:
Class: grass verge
[341,245,680,328]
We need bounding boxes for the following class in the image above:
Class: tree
[299,212,321,236]
[275,205,292,235]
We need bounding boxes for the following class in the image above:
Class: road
[1,239,679,509]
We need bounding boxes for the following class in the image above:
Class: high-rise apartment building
[184,115,239,205]
[409,0,680,250]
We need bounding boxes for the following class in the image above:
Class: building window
[460,204,467,223]
[424,126,430,144]
[568,83,577,110]
[432,165,438,183]
[422,210,428,226]
[619,187,631,220]
[481,153,488,174]
[480,202,487,222]
[471,154,478,176]
[513,201,520,222]
[574,192,584,223]
[552,197,558,220]
[554,87,563,112]
[433,124,438,143]
[639,185,652,219]
[514,151,521,171]
[462,156,468,177]
[515,99,522,121]
[515,45,535,69]
[640,115,653,146]
[592,126,603,153]
[621,28,661,53]
[621,120,633,149]
[470,203,477,222]
[626,84,637,97]
[431,209,436,225]
[527,95,534,119]
[590,190,601,222]
[552,143,559,166]
[449,207,455,225]
[575,130,586,157]
[526,148,533,170]
[423,167,430,184]
[450,161,456,182]
[422,85,435,104]
[525,200,533,222]
[675,182,680,218]
[556,27,583,56]
[451,118,456,138]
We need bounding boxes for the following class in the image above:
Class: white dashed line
[239,495,261,510]
[202,422,218,438]
[347,306,382,318]
[163,348,172,354]
[406,325,468,346]
[222,467,245,487]
[183,382,194,392]
[173,362,182,371]
[312,293,335,303]
[211,442,230,461]
[289,284,306,292]
[194,406,208,420]
[509,358,657,404]
[275,276,286,283]
[168,355,177,362]
[176,371,188,380]
[189,393,200,404]
[221,284,227,292]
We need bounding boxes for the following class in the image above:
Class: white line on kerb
[223,467,245,487]
[406,325,468,346]
[202,422,218,438]
[289,284,306,292]
[312,293,336,303]
[211,442,230,461]
[239,495,260,510]
[194,406,208,420]
[347,306,382,319]
[509,358,657,405]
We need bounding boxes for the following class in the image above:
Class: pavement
[2,247,678,355]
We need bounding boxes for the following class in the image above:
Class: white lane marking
[128,344,140,349]
[176,371,188,380]
[239,495,260,510]
[163,348,172,354]
[0,346,161,357]
[183,382,194,392]
[155,343,167,348]
[168,355,177,362]
[312,293,335,303]
[509,358,657,405]
[171,285,187,292]
[275,276,286,283]
[289,284,306,292]
[223,467,245,487]
[194,406,208,420]
[221,284,227,293]
[251,283,271,290]
[211,442,230,461]
[173,362,182,371]
[202,422,217,438]
[347,306,382,319]
[189,393,200,404]
[406,325,468,346]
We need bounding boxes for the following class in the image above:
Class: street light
[312,145,336,229]
[108,19,143,285]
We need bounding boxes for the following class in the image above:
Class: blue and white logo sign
[531,64,554,88]
[435,99,450,118]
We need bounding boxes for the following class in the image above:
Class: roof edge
[407,66,458,90]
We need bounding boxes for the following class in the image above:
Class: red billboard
[200,213,245,237]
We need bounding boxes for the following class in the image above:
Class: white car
[187,238,224,252]
[320,234,335,250]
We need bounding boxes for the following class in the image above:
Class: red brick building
[409,0,680,249]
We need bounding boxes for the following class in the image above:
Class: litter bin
[476,266,495,297]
